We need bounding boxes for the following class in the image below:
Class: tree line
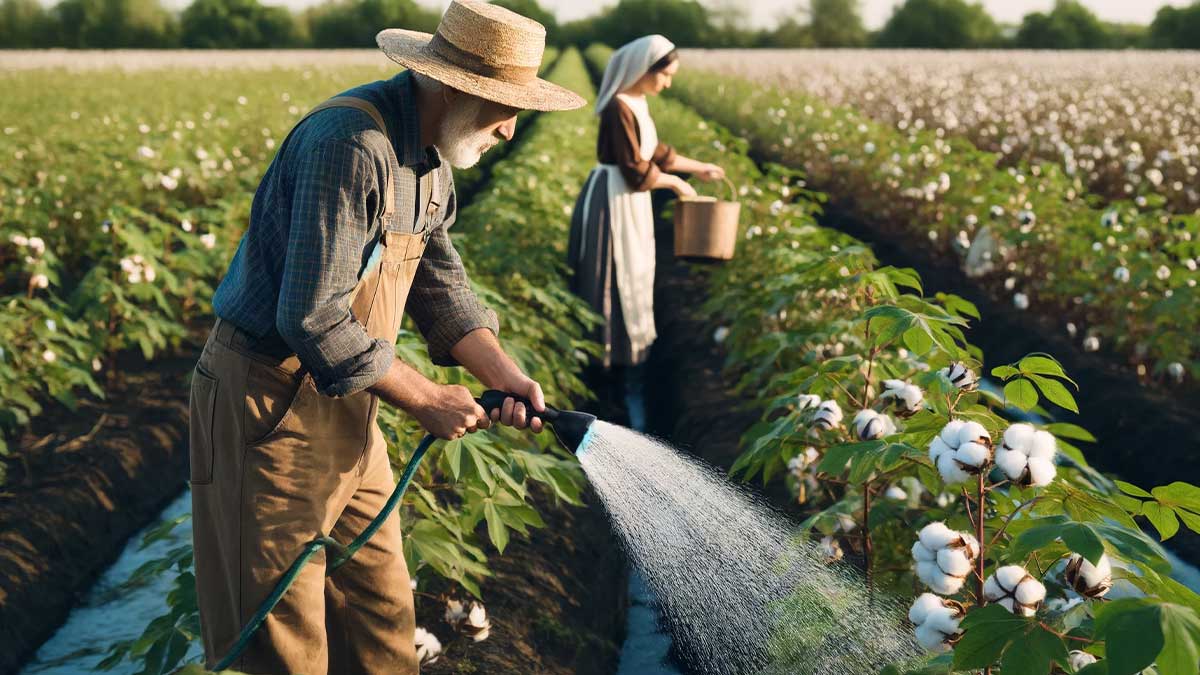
[2,0,1199,50]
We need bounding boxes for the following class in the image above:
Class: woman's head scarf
[593,34,676,115]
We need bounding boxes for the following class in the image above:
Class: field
[4,46,1200,675]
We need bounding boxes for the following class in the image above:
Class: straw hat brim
[377,29,586,112]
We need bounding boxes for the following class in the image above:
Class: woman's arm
[651,171,697,197]
[662,153,725,182]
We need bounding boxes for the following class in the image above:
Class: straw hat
[377,0,585,112]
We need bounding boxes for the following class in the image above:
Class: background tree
[180,0,299,47]
[52,0,176,47]
[807,0,866,47]
[573,0,711,48]
[875,0,1000,48]
[0,0,50,47]
[305,0,437,48]
[1014,0,1112,49]
[1148,2,1200,49]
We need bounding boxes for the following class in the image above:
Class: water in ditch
[18,489,200,674]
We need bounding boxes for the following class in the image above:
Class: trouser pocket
[188,364,219,485]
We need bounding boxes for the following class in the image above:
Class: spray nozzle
[476,390,597,456]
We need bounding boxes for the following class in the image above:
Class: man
[186,2,585,672]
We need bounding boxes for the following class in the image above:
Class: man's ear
[441,85,460,105]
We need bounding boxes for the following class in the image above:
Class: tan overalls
[189,97,439,674]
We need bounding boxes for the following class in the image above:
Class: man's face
[437,94,519,169]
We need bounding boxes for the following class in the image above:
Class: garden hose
[212,390,597,670]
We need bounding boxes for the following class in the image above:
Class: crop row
[0,48,555,470]
[680,50,1200,215]
[665,64,1199,392]
[586,44,1200,674]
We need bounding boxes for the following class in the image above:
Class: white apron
[579,93,659,358]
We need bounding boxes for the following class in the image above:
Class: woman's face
[638,59,679,96]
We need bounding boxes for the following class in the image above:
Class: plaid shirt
[212,71,498,398]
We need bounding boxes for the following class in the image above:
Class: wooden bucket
[673,177,740,261]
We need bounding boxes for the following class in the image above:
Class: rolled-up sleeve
[407,189,499,366]
[276,138,393,398]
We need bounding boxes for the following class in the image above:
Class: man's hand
[487,374,545,434]
[410,382,490,440]
[449,329,547,434]
[367,359,490,440]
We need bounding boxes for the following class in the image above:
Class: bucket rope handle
[720,175,737,202]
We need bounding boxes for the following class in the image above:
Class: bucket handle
[688,175,738,202]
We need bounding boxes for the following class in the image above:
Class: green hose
[212,432,438,671]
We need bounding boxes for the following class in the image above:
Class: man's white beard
[436,97,500,169]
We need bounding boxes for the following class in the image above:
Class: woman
[567,35,725,384]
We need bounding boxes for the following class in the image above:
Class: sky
[427,0,1191,30]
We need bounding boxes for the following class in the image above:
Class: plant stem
[862,480,873,600]
[975,471,986,607]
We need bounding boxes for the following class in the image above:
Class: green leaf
[999,623,1068,675]
[1043,423,1097,443]
[1114,480,1153,498]
[1018,354,1071,381]
[991,365,1020,380]
[1095,598,1164,674]
[1151,482,1200,512]
[1028,374,1080,413]
[1003,378,1039,410]
[483,501,509,553]
[1142,501,1181,540]
[1060,522,1106,565]
[1157,603,1200,675]
[444,439,463,480]
[953,604,1031,669]
[902,325,934,355]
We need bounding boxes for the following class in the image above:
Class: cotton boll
[914,623,951,652]
[986,565,1043,616]
[884,485,908,500]
[995,448,1028,480]
[444,599,467,625]
[812,400,844,429]
[937,548,972,577]
[994,565,1028,590]
[918,522,957,550]
[797,393,822,411]
[956,421,991,448]
[929,436,953,463]
[925,608,962,636]
[1003,423,1036,450]
[818,535,844,562]
[908,593,944,625]
[912,540,937,563]
[1026,457,1057,486]
[1029,431,1056,460]
[1064,554,1113,598]
[926,569,966,595]
[1014,578,1046,607]
[1068,650,1098,670]
[955,441,992,469]
[414,627,442,666]
[939,419,967,446]
[938,452,971,484]
[940,362,978,391]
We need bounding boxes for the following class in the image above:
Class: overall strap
[299,96,396,218]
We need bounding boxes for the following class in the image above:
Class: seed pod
[414,627,442,666]
[797,393,822,411]
[909,593,964,653]
[853,409,897,440]
[812,400,843,430]
[930,420,993,484]
[1064,554,1113,598]
[1068,650,1098,670]
[818,535,844,563]
[940,362,978,391]
[995,423,1058,487]
[984,565,1045,616]
[913,523,980,595]
[881,379,925,417]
